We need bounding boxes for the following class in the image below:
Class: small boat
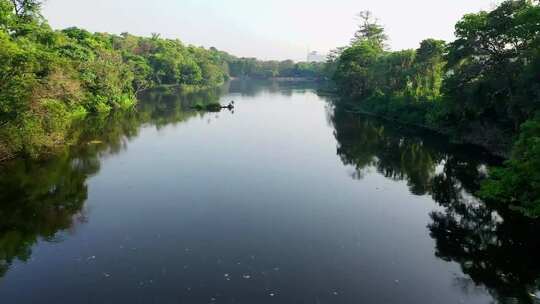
[223,101,235,110]
[191,101,235,112]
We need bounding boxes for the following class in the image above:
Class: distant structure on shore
[307,51,326,63]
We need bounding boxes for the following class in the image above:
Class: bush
[40,99,70,132]
[94,100,112,114]
[70,105,88,119]
[114,93,137,110]
[479,116,540,217]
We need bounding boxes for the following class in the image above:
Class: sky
[42,0,499,61]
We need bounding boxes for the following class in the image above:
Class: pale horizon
[43,0,499,61]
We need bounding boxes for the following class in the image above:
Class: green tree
[351,11,388,49]
[444,0,540,129]
[479,116,540,216]
[9,0,41,21]
[329,1,540,216]
[411,39,446,101]
[0,0,231,161]
[333,40,382,98]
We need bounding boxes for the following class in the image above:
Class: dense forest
[329,0,540,216]
[1,0,539,216]
[0,0,324,162]
[227,57,325,79]
[0,0,235,161]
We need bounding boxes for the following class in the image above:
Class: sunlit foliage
[0,0,230,160]
[331,1,540,216]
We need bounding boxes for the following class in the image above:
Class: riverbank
[230,76,323,82]
[0,2,232,163]
[343,102,513,159]
[0,83,226,164]
[326,1,539,216]
[2,80,538,304]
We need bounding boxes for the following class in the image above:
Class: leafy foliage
[351,11,388,49]
[333,13,445,105]
[227,57,325,79]
[444,0,540,129]
[0,1,231,160]
[479,116,540,216]
[331,1,540,216]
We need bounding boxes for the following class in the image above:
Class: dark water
[1,80,539,304]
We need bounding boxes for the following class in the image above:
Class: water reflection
[0,153,94,277]
[228,78,321,97]
[0,86,222,278]
[0,83,539,304]
[331,108,540,303]
[429,165,540,303]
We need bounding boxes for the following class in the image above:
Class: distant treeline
[0,0,323,161]
[226,58,325,79]
[327,1,540,216]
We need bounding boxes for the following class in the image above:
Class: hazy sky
[42,0,498,61]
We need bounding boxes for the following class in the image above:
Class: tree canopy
[0,0,234,161]
[330,0,540,216]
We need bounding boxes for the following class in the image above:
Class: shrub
[479,116,540,217]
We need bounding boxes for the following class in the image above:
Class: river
[0,80,539,304]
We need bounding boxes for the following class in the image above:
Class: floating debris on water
[242,274,251,279]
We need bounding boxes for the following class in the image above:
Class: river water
[0,80,539,304]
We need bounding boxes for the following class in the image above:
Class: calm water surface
[1,80,539,304]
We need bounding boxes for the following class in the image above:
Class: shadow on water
[330,107,540,303]
[0,81,539,304]
[0,80,318,282]
[0,86,222,279]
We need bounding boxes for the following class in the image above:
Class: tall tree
[444,0,540,128]
[9,0,41,21]
[351,11,388,49]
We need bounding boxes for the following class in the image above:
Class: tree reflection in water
[0,81,324,280]
[331,108,540,304]
[1,89,539,304]
[0,86,221,278]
